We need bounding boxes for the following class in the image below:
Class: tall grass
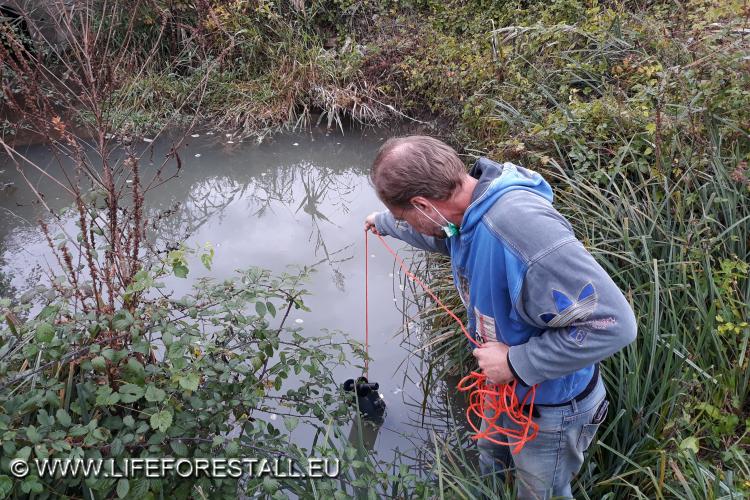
[413,112,748,500]
[405,3,749,497]
[547,123,749,497]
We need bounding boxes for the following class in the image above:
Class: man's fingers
[472,343,491,356]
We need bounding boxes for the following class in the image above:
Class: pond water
[0,125,471,467]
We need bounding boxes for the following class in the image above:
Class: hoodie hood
[460,157,553,235]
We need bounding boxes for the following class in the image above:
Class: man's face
[387,202,446,239]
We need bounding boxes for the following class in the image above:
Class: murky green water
[0,125,470,465]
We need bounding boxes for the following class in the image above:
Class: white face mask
[412,202,460,238]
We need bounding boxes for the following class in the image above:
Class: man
[364,136,637,499]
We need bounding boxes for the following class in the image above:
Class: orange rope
[367,230,538,454]
[364,229,369,379]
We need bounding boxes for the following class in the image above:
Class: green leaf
[225,440,239,456]
[116,478,129,499]
[123,415,135,428]
[128,478,150,498]
[37,409,53,426]
[167,342,185,361]
[173,263,189,279]
[118,384,145,403]
[35,322,55,343]
[283,416,299,432]
[102,348,127,363]
[20,476,42,494]
[255,302,267,317]
[37,305,59,321]
[110,438,124,457]
[96,386,121,406]
[179,372,200,392]
[124,358,145,384]
[55,409,71,428]
[266,302,276,317]
[0,475,13,499]
[112,311,134,331]
[679,436,700,454]
[91,356,107,372]
[170,440,189,457]
[16,446,31,461]
[145,385,166,403]
[262,477,279,494]
[201,243,214,271]
[26,426,41,444]
[333,490,349,500]
[150,410,172,433]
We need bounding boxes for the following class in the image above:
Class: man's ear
[409,196,430,211]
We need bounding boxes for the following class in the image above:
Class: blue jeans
[477,375,608,499]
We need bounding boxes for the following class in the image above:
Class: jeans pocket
[576,422,601,452]
[576,399,608,452]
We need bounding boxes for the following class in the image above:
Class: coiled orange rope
[366,229,538,454]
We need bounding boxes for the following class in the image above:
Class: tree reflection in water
[151,156,359,292]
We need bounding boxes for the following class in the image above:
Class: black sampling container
[342,376,386,423]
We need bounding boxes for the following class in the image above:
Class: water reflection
[0,126,475,472]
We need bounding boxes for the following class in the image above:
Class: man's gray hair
[369,135,465,208]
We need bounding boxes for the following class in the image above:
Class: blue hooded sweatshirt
[374,157,637,405]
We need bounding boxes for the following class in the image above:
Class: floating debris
[370,254,375,258]
[292,142,299,146]
[143,138,153,143]
[191,134,200,138]
[227,141,234,144]
[392,388,403,395]
[125,179,133,184]
[269,414,277,421]
[194,153,201,158]
[206,131,214,135]
[388,273,393,278]
[294,318,304,324]
[225,133,232,138]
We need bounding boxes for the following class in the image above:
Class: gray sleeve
[507,238,637,386]
[374,211,450,256]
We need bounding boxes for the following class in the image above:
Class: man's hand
[473,341,514,385]
[364,211,381,235]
